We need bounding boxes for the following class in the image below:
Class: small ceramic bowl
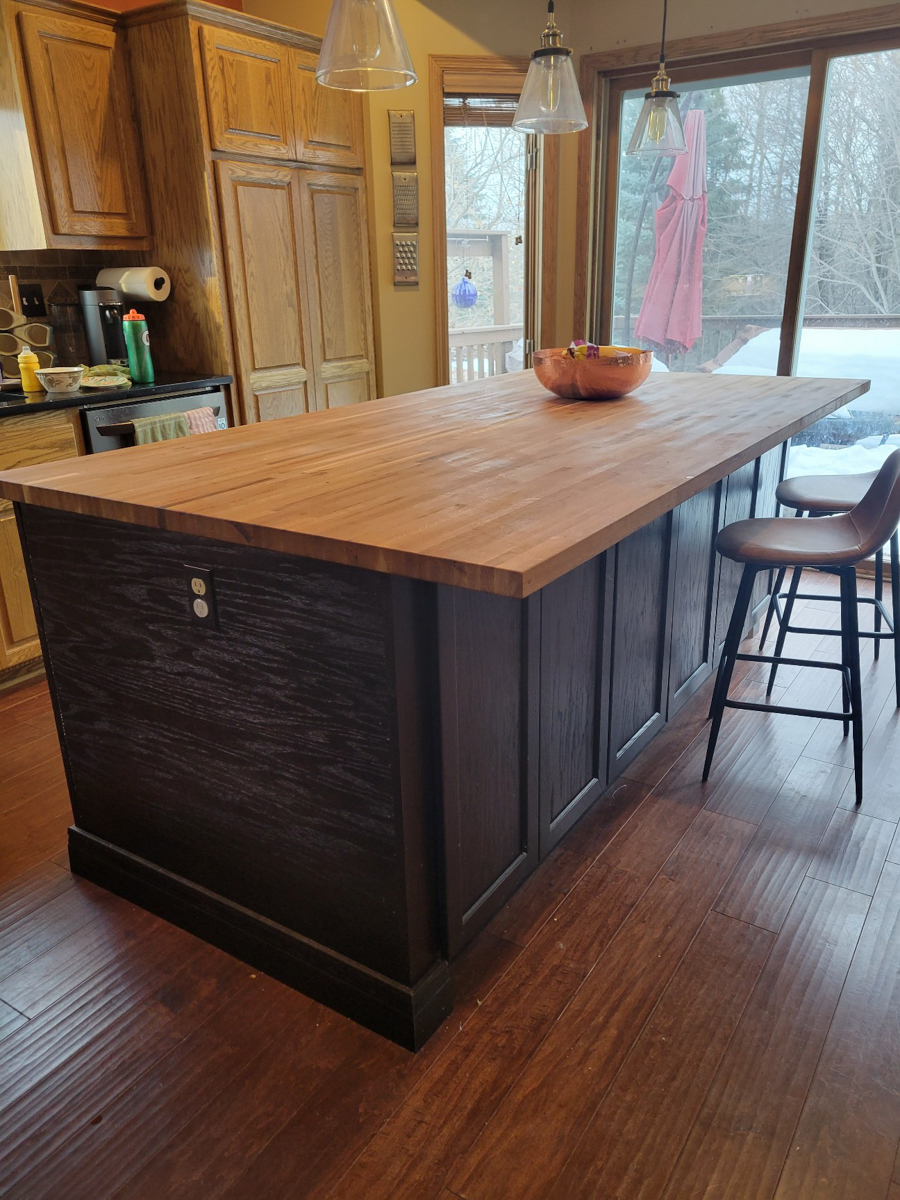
[533,346,653,400]
[34,365,84,394]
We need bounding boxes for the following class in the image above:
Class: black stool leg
[768,565,802,695]
[874,546,884,660]
[840,567,864,805]
[704,565,757,782]
[891,530,900,708]
[759,565,787,652]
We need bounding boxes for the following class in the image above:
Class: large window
[594,32,900,481]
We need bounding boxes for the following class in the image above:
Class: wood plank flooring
[2,574,900,1199]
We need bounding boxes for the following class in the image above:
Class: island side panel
[437,586,540,956]
[17,504,447,1045]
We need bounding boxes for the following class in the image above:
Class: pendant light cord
[660,0,668,63]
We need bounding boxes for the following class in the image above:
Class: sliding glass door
[790,47,900,477]
[611,67,810,377]
[599,35,900,479]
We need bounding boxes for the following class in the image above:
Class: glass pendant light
[626,0,687,156]
[512,1,587,135]
[316,0,416,91]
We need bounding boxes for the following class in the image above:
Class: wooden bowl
[533,346,653,400]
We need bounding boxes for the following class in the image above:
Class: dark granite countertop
[0,374,232,419]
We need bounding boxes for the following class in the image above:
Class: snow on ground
[716,327,900,416]
[785,441,900,478]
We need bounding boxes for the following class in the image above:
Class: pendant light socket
[512,2,587,135]
[626,0,687,156]
[317,0,417,92]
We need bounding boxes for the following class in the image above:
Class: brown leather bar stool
[759,467,899,705]
[704,450,900,806]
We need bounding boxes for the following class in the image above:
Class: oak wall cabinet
[0,0,149,250]
[125,0,376,424]
[0,410,84,674]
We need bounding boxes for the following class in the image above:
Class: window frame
[576,11,900,378]
[429,55,559,386]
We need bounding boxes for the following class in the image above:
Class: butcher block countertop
[0,372,869,597]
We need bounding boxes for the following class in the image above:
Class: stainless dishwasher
[81,386,230,453]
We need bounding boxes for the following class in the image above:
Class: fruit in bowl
[533,344,653,400]
[34,365,85,394]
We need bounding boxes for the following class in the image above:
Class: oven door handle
[96,405,223,436]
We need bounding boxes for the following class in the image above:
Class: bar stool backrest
[849,449,900,557]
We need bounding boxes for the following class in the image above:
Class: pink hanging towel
[185,407,219,435]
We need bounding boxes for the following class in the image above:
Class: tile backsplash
[0,249,150,373]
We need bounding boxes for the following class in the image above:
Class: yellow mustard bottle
[17,347,42,392]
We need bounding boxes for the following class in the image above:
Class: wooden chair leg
[840,566,864,805]
[768,564,802,695]
[704,565,757,782]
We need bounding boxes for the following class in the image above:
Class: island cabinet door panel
[17,12,148,240]
[438,586,539,956]
[667,482,723,718]
[200,26,293,160]
[215,159,316,421]
[713,461,758,656]
[538,554,609,856]
[750,443,787,617]
[607,512,674,780]
[291,50,365,169]
[297,170,376,409]
[19,506,444,1000]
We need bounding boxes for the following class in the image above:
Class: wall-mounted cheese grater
[392,234,419,286]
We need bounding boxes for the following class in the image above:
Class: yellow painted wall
[243,0,900,396]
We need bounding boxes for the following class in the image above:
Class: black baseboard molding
[68,827,453,1051]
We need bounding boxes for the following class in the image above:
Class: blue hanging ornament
[452,270,478,309]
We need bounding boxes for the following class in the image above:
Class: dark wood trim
[68,827,452,1051]
[777,48,829,376]
[579,3,900,76]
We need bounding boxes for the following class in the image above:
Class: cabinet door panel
[0,513,38,653]
[668,483,722,717]
[18,12,148,239]
[750,444,786,615]
[298,170,375,409]
[714,462,757,655]
[608,512,673,779]
[439,587,538,954]
[0,410,82,669]
[292,50,364,168]
[216,160,315,422]
[539,555,608,854]
[201,26,292,160]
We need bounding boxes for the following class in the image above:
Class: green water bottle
[122,309,155,384]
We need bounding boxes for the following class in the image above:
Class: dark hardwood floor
[2,573,899,1199]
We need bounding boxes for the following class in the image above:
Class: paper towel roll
[95,267,171,303]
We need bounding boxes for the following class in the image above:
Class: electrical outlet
[18,284,46,319]
[184,566,218,628]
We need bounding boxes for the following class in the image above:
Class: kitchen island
[0,372,867,1047]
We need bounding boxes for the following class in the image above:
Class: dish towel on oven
[132,412,190,444]
[185,406,219,435]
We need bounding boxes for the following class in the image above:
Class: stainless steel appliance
[78,287,128,366]
[82,386,229,452]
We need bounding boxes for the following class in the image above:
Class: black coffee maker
[78,286,129,366]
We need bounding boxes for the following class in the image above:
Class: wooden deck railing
[448,324,523,384]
